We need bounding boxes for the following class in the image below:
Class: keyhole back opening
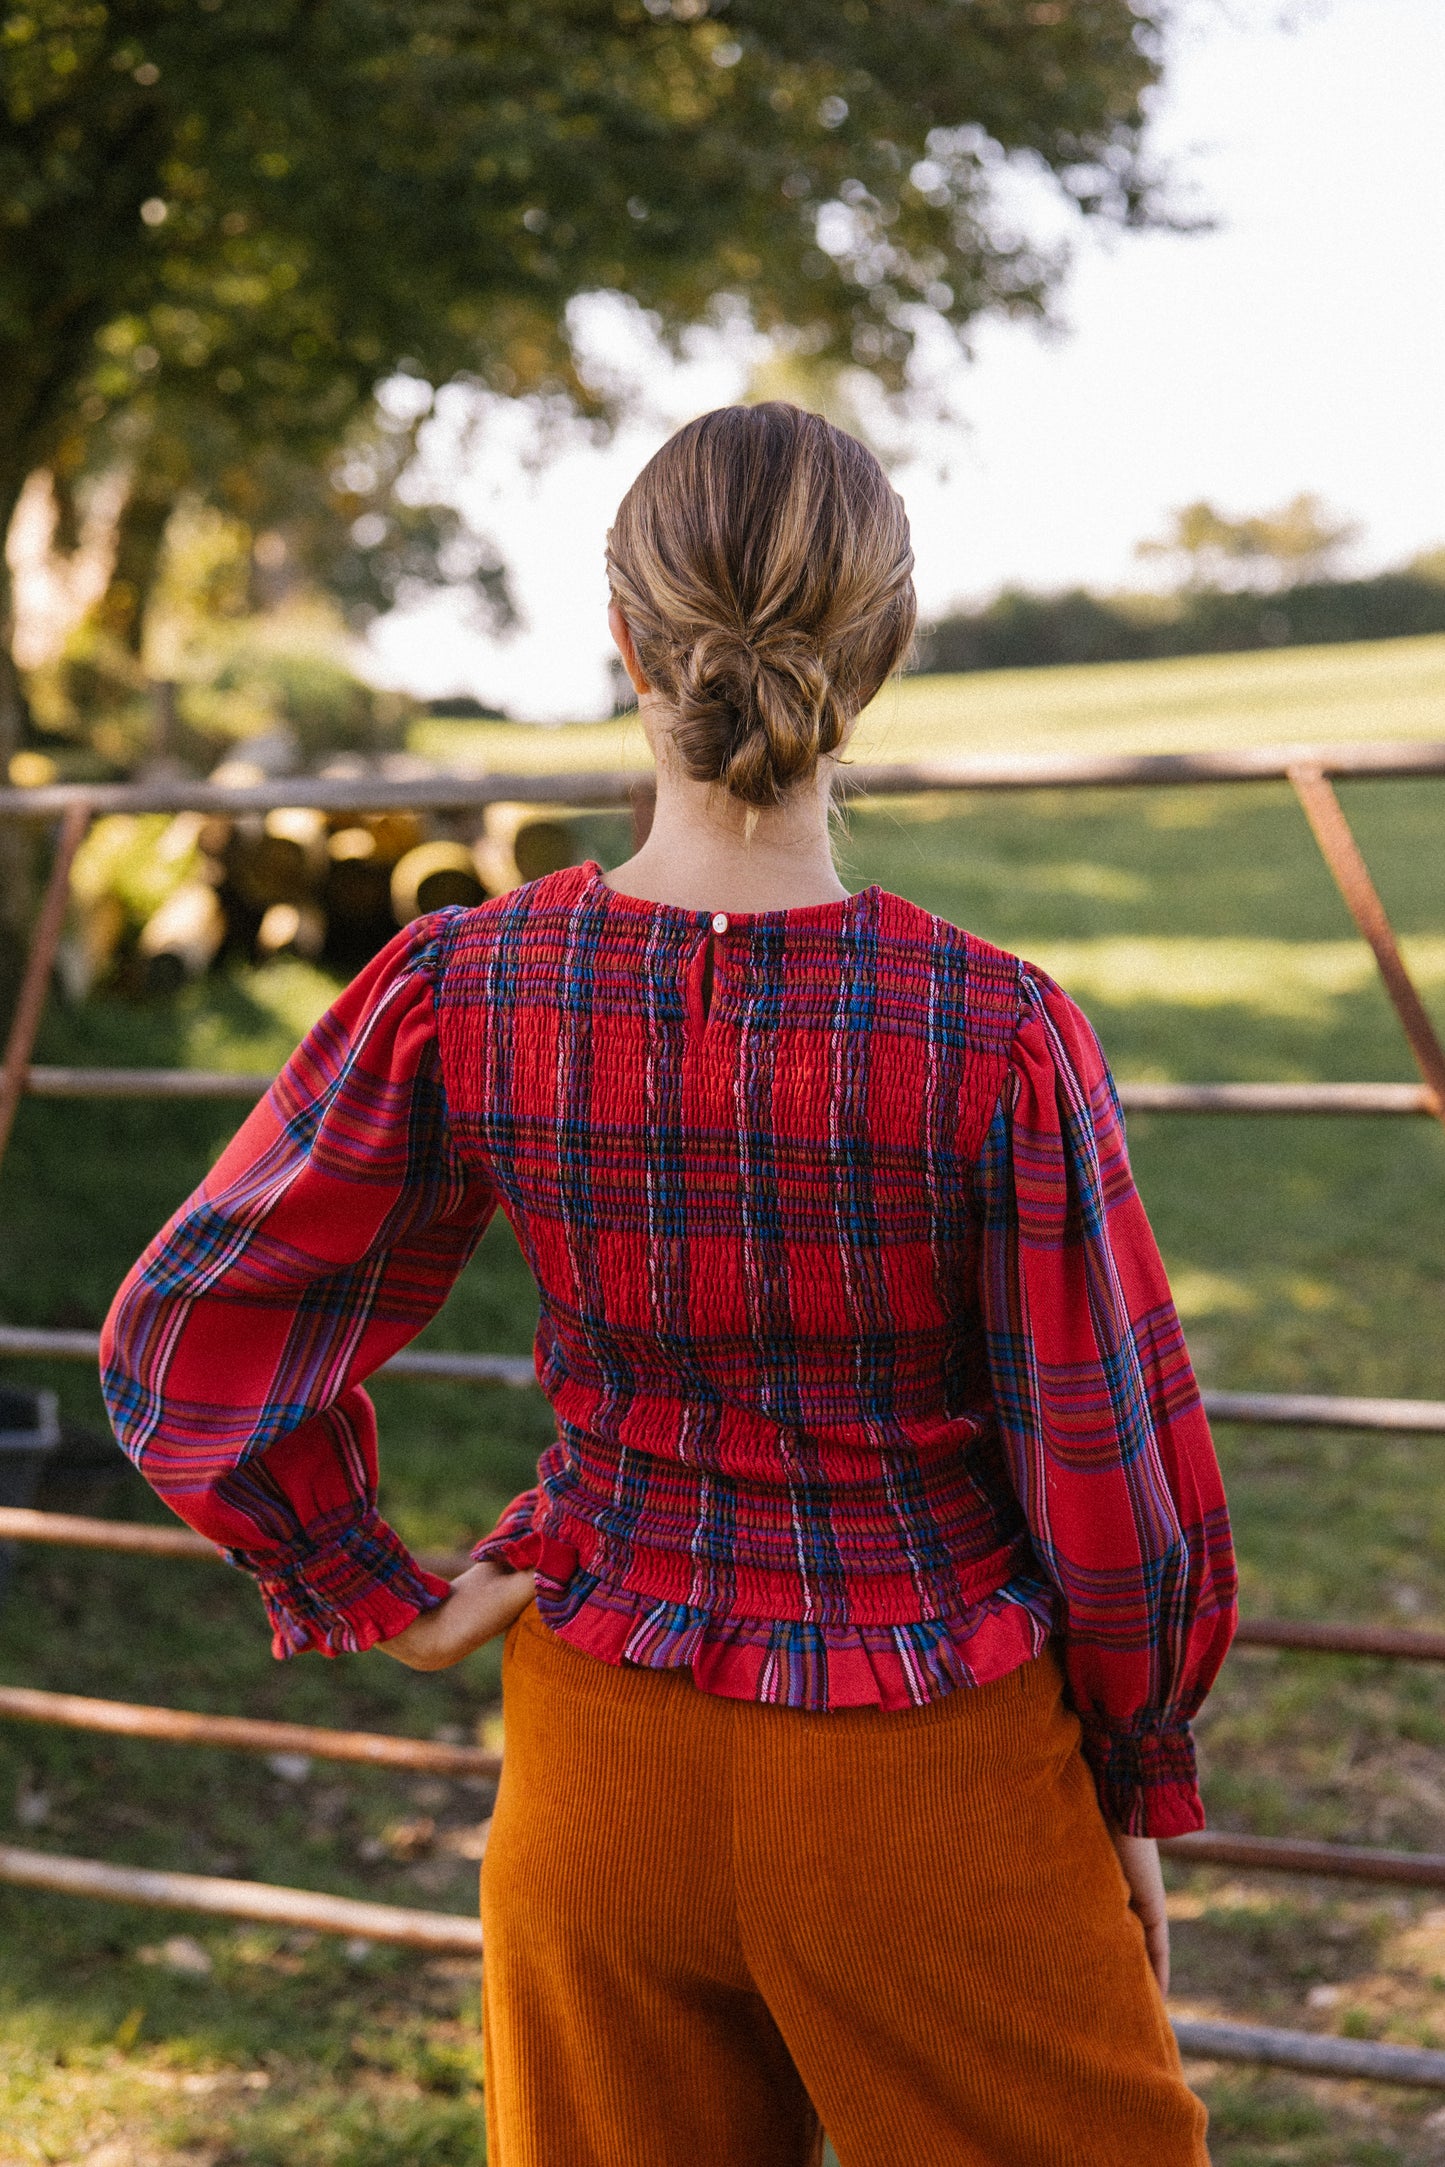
[699,928,716,1024]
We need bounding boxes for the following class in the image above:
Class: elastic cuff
[230,1509,452,1660]
[1079,1718,1206,1838]
[470,1489,544,1575]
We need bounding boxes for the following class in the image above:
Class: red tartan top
[101,860,1236,1836]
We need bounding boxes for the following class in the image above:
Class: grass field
[410,629,1445,776]
[3,637,1445,2164]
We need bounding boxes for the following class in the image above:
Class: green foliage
[67,393,515,687]
[23,617,156,771]
[918,572,1445,675]
[0,0,1171,629]
[243,410,513,636]
[23,595,415,774]
[199,643,413,761]
[69,809,202,927]
[1136,492,1361,592]
[2,0,1169,450]
[915,495,1444,675]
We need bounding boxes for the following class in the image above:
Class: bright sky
[368,0,1445,723]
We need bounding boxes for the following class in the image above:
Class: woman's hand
[377,1562,537,1672]
[1107,1827,1170,1995]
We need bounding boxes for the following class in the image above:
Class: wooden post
[0,801,89,1174]
[1289,764,1445,1126]
[150,679,179,763]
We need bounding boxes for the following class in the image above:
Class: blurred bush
[916,566,1445,676]
[183,645,412,764]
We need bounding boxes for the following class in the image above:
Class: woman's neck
[603,755,849,914]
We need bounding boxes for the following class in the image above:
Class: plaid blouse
[102,860,1236,1836]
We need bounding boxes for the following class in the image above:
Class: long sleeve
[974,967,1237,1837]
[100,913,497,1659]
[471,1488,546,1573]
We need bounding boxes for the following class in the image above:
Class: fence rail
[0,1684,497,1778]
[17,1067,1441,1117]
[4,1838,1443,2088]
[6,1506,1445,1667]
[0,1842,484,1954]
[1163,1832,1445,1888]
[1168,2020,1445,2091]
[0,1323,539,1387]
[1232,1617,1445,1662]
[4,1322,1443,1433]
[4,734,1445,825]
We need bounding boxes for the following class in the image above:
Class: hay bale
[390,842,487,923]
[256,901,327,961]
[138,881,228,992]
[474,804,578,895]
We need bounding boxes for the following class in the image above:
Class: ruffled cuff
[471,1489,543,1573]
[1078,1715,1206,1838]
[228,1508,452,1660]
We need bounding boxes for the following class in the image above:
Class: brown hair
[605,403,916,808]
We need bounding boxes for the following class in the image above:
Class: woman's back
[437,863,1032,1659]
[442,862,1013,1466]
[101,402,1233,2161]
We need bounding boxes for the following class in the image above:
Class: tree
[1137,493,1359,592]
[1247,492,1359,587]
[1135,501,1260,591]
[79,387,512,658]
[3,0,1177,760]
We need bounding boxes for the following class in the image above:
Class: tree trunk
[0,471,34,765]
[93,467,178,655]
[0,473,40,1021]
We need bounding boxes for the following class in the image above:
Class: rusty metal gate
[2,735,1444,2090]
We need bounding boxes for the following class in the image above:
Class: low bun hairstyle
[605,403,916,808]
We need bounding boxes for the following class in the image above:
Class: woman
[103,403,1236,2165]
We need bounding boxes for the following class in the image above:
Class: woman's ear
[608,600,651,697]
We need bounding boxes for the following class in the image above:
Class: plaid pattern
[102,860,1236,1834]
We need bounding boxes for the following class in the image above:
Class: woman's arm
[377,1559,536,1670]
[1109,1829,1171,1993]
[975,968,1238,1841]
[100,914,500,1660]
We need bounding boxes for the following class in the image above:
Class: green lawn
[410,629,1445,775]
[4,642,1445,2163]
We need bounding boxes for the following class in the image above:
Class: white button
[711,912,729,934]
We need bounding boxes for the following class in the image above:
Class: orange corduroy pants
[480,1603,1209,2166]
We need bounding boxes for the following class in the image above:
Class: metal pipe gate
[3,735,1445,2091]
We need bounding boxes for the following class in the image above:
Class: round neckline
[581,860,879,927]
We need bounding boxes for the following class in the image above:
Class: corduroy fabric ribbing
[481,1604,1208,2166]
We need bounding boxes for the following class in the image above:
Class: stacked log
[224,807,329,914]
[475,803,576,892]
[61,780,587,993]
[255,902,325,962]
[63,811,220,999]
[137,883,228,994]
[390,842,487,923]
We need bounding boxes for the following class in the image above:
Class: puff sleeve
[975,967,1237,1835]
[101,913,497,1658]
